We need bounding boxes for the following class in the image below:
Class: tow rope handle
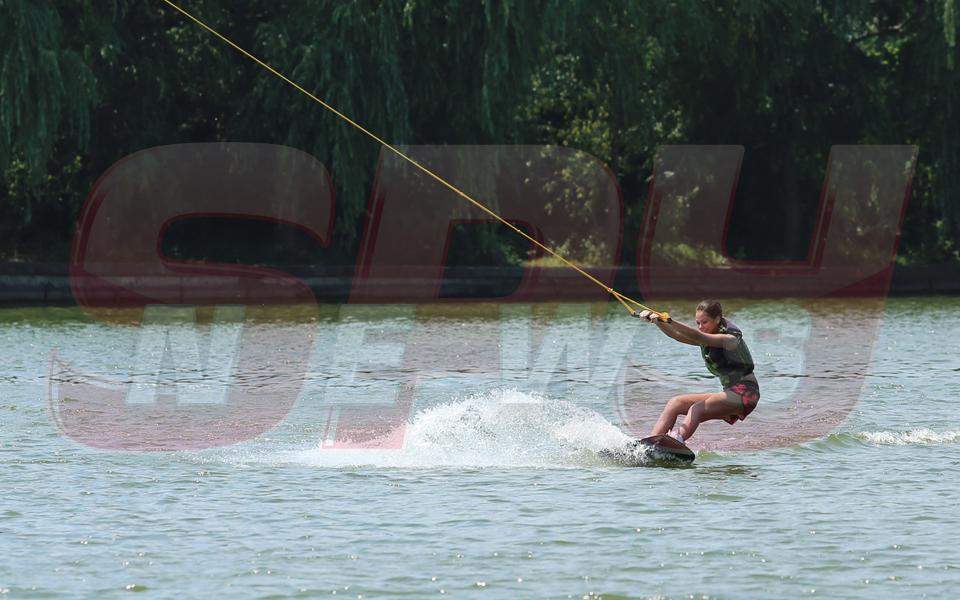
[630,310,672,323]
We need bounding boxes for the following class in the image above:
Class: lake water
[2,297,959,598]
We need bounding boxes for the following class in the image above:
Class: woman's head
[695,300,723,333]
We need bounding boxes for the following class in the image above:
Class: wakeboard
[599,434,695,466]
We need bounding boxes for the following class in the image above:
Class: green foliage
[0,0,959,265]
[0,0,95,179]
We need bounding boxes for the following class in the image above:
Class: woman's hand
[635,310,656,322]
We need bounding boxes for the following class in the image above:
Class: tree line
[2,0,959,267]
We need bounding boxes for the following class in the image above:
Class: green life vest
[700,319,755,388]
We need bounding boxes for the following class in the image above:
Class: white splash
[288,388,632,468]
[857,428,960,446]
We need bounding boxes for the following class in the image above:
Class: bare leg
[677,391,743,441]
[649,393,712,436]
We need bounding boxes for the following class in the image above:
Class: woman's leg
[649,393,713,436]
[677,391,743,440]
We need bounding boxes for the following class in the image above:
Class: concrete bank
[0,263,956,304]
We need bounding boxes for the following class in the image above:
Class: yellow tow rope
[157,0,669,321]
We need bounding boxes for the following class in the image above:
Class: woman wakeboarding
[635,300,759,444]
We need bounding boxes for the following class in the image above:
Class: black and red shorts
[725,379,760,421]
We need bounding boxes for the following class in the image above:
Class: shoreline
[0,263,956,305]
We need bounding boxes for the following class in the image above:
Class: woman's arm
[635,311,700,346]
[654,320,701,346]
[636,311,739,349]
[664,319,739,350]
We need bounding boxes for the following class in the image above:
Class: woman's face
[695,309,721,334]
